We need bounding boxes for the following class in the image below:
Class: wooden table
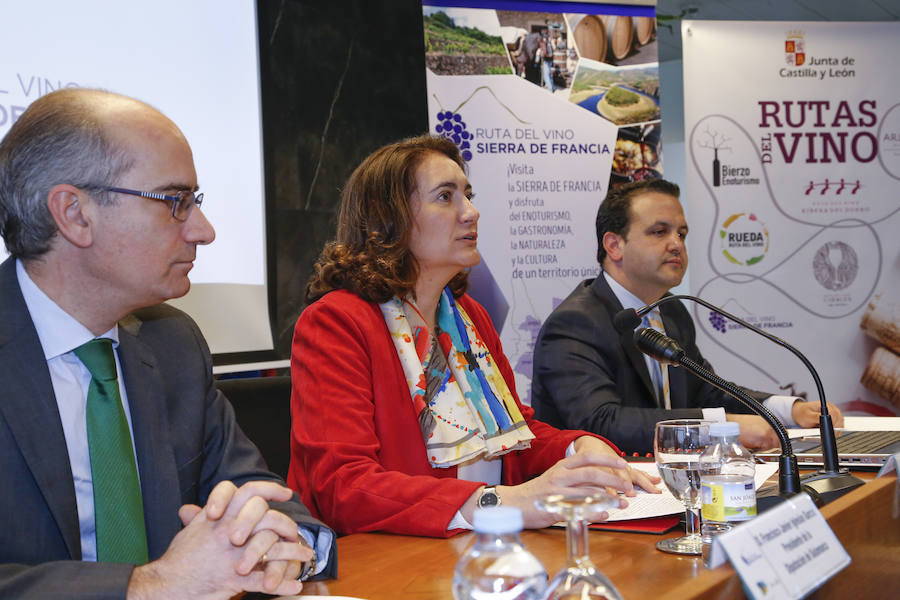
[297,474,898,599]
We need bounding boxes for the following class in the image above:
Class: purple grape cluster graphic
[434,110,473,161]
[709,311,727,333]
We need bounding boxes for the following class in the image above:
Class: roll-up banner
[422,1,661,403]
[683,21,900,416]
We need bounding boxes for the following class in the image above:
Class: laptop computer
[757,430,900,468]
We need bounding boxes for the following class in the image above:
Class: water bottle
[699,421,757,567]
[452,506,547,600]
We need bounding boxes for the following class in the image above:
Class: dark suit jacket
[0,257,336,598]
[531,276,764,454]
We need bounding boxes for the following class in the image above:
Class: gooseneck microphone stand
[634,328,819,511]
[618,294,863,505]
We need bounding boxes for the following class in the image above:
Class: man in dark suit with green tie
[0,88,336,598]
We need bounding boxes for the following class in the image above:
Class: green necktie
[74,338,149,564]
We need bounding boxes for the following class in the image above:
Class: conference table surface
[288,470,898,600]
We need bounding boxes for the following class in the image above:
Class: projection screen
[0,0,273,359]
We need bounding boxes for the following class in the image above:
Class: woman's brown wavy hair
[306,134,470,304]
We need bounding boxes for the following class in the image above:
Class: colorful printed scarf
[380,287,534,468]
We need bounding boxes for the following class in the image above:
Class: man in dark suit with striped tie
[530,179,841,454]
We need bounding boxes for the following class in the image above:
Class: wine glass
[535,487,623,600]
[654,419,711,555]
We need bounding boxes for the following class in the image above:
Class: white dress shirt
[17,259,135,562]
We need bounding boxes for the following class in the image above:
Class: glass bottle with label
[699,421,757,567]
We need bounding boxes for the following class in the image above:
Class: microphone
[613,308,641,335]
[618,295,863,504]
[634,327,682,364]
[635,328,819,510]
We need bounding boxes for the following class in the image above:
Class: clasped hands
[129,480,312,599]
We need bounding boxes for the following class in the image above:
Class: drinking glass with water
[654,419,711,555]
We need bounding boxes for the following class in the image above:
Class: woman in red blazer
[287,135,658,537]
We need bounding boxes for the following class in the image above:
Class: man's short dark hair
[595,178,680,264]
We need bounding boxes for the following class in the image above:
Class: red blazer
[287,290,616,537]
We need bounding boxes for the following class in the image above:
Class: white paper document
[604,461,780,522]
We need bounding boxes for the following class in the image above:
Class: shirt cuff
[448,510,473,531]
[701,407,727,423]
[762,395,800,427]
[299,525,333,576]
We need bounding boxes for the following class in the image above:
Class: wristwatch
[297,538,317,582]
[477,485,501,508]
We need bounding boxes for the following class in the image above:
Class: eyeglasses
[104,186,204,222]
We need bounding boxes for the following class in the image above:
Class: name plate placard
[711,493,850,599]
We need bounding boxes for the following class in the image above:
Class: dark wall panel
[257,0,428,356]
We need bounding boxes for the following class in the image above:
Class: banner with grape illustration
[423,1,659,402]
[683,20,900,416]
